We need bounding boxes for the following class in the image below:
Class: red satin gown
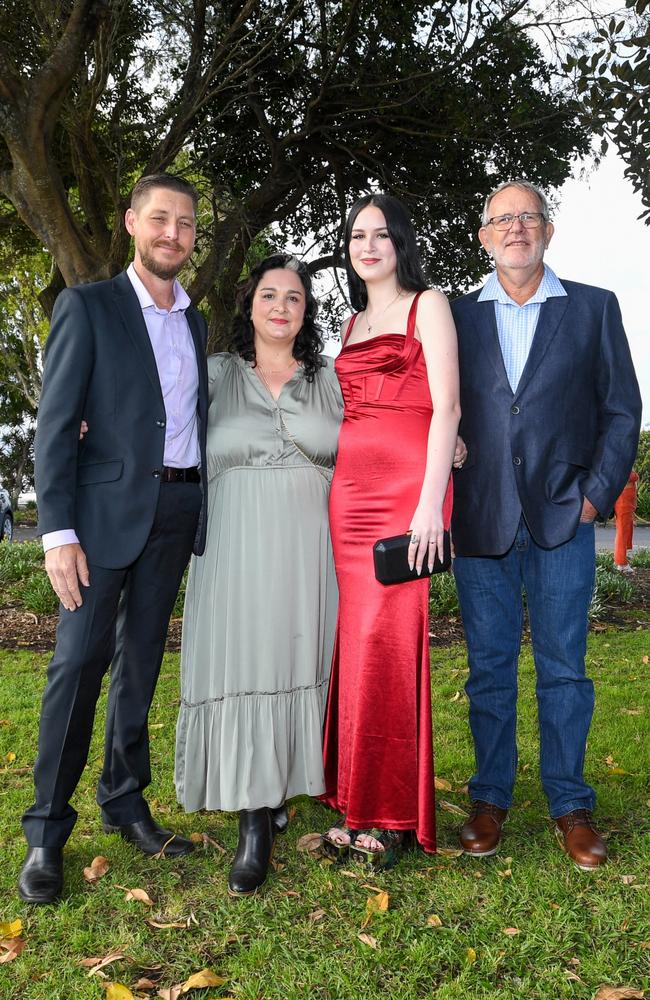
[322,292,453,852]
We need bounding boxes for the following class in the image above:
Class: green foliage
[0,541,58,614]
[630,547,650,568]
[0,2,594,354]
[634,430,650,519]
[429,571,461,616]
[567,0,650,222]
[589,564,635,621]
[0,630,648,999]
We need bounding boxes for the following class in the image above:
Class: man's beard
[139,246,187,281]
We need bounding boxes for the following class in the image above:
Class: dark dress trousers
[451,280,642,557]
[23,271,208,847]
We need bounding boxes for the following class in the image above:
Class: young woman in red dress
[321,194,460,865]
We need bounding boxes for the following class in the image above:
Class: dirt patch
[1,568,647,653]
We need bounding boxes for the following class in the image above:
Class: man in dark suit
[451,179,641,870]
[19,173,209,903]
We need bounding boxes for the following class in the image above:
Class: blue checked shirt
[478,265,567,392]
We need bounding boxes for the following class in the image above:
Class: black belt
[161,466,200,483]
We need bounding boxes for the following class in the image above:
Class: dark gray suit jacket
[35,271,209,567]
[451,279,641,557]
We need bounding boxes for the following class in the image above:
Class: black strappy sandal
[348,828,413,869]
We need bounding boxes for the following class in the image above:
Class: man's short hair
[130,173,199,213]
[482,179,550,227]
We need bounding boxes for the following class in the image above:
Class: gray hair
[481,179,550,227]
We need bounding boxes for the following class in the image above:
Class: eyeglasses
[486,212,547,231]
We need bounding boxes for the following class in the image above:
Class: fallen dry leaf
[104,985,134,1000]
[450,690,462,702]
[83,953,125,976]
[157,988,182,1000]
[146,919,188,930]
[439,800,469,817]
[5,751,15,763]
[466,947,477,964]
[340,869,361,878]
[605,755,616,766]
[84,855,110,884]
[181,969,227,990]
[426,914,443,927]
[620,708,641,716]
[134,979,157,991]
[0,938,25,964]
[642,655,648,664]
[117,887,154,906]
[308,908,326,923]
[437,847,464,859]
[608,768,628,776]
[620,875,637,885]
[503,927,520,936]
[0,919,22,939]
[361,890,389,928]
[296,832,322,854]
[434,776,452,791]
[565,970,584,983]
[189,832,225,853]
[497,869,512,878]
[593,988,645,1000]
[284,890,301,898]
[357,932,378,949]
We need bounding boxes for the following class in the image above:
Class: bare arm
[408,290,461,573]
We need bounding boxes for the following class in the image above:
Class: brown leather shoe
[554,809,607,870]
[460,801,508,857]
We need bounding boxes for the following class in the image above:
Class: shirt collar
[478,264,567,305]
[127,262,191,313]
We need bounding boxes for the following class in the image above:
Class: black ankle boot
[228,808,282,897]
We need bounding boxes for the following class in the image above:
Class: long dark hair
[229,254,324,381]
[344,194,428,312]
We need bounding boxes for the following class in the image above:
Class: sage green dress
[175,352,343,812]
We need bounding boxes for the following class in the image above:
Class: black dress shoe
[102,815,195,857]
[18,847,63,904]
[228,807,285,897]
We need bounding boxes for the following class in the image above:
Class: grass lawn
[0,631,648,1000]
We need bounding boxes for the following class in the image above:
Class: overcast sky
[542,151,649,426]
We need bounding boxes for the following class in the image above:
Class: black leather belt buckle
[161,466,200,483]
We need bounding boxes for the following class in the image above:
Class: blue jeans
[453,519,596,818]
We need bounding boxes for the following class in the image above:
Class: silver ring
[457,462,463,469]
[410,534,419,544]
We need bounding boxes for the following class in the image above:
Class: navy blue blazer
[451,279,641,557]
[35,271,209,567]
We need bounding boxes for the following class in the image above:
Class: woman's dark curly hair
[229,254,325,381]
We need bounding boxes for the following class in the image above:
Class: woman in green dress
[175,254,342,896]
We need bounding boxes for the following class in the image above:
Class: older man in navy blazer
[451,179,641,869]
[19,174,209,903]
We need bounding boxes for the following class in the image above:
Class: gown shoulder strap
[404,291,424,350]
[342,313,358,348]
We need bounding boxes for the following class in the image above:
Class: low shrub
[429,571,460,616]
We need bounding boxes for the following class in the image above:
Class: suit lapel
[471,299,513,396]
[514,296,569,399]
[112,272,163,400]
[186,307,208,419]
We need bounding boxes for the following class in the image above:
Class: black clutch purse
[373,530,451,585]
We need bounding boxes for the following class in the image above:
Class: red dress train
[322,293,452,852]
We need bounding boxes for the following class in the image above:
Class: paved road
[13,522,650,552]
